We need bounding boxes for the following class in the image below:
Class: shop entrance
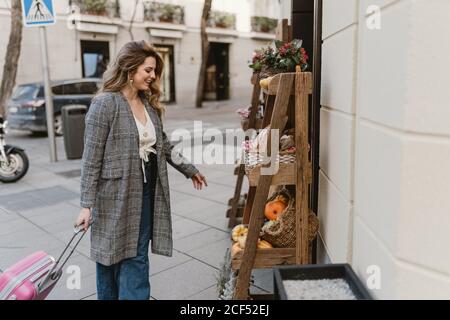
[154,45,176,103]
[80,40,110,79]
[204,42,230,101]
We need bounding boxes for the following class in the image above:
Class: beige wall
[319,0,450,299]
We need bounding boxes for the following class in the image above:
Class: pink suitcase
[0,225,89,300]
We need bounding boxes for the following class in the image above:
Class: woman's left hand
[191,172,208,190]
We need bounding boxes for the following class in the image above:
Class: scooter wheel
[0,149,29,183]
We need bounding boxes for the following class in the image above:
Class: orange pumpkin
[264,200,287,220]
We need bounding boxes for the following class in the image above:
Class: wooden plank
[232,248,297,270]
[295,71,313,264]
[247,162,296,187]
[276,19,291,42]
[226,205,244,218]
[234,74,295,300]
[250,73,258,85]
[228,164,246,228]
[247,73,262,130]
[261,73,313,95]
[242,186,256,224]
[262,94,275,128]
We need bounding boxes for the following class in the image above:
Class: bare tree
[195,0,212,108]
[127,0,139,40]
[0,0,23,117]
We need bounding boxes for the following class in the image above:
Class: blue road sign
[22,0,55,27]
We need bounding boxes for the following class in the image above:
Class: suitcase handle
[38,220,93,291]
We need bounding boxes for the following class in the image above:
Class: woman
[75,40,207,300]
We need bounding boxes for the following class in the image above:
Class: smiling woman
[76,40,207,300]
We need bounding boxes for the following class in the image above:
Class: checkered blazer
[80,92,199,266]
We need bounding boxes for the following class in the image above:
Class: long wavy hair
[98,41,165,117]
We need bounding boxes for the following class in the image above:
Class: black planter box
[273,264,373,300]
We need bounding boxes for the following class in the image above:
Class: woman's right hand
[75,207,92,231]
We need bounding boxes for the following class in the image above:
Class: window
[79,82,100,94]
[11,85,40,100]
[51,82,101,95]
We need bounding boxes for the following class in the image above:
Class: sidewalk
[0,99,273,300]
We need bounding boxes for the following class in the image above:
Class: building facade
[318,0,450,299]
[0,0,290,105]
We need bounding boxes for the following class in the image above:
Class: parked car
[6,78,102,136]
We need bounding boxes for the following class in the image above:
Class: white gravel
[282,278,357,300]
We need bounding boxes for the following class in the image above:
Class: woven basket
[259,66,284,79]
[260,189,319,248]
[244,149,296,176]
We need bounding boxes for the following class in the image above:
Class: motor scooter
[0,116,29,183]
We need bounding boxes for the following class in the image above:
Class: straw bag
[260,189,319,248]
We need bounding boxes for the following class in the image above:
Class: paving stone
[171,196,223,217]
[201,213,231,232]
[149,250,192,276]
[251,269,274,293]
[174,228,229,253]
[188,238,232,269]
[172,217,210,240]
[187,285,219,300]
[182,202,228,223]
[150,260,218,300]
[0,207,20,224]
[46,272,97,300]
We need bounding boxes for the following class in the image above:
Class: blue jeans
[96,153,157,300]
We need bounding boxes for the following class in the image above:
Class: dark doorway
[204,42,229,101]
[154,45,176,103]
[80,40,110,79]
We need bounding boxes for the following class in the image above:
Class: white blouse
[133,108,157,183]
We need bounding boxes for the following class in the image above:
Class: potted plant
[84,0,107,16]
[273,264,373,300]
[159,4,175,23]
[248,39,309,77]
[252,17,278,33]
[208,11,235,29]
[144,2,184,24]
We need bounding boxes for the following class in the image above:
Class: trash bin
[62,105,87,160]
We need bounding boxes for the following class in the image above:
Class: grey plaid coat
[80,92,198,266]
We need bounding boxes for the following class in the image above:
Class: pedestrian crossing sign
[22,0,55,27]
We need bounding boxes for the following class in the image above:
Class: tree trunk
[0,0,23,118]
[127,0,139,40]
[195,0,212,108]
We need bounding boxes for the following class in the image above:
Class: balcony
[251,16,277,33]
[144,1,185,25]
[207,10,236,30]
[250,16,278,40]
[69,0,120,34]
[70,0,120,18]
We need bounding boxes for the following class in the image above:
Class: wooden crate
[231,247,297,270]
[246,162,296,186]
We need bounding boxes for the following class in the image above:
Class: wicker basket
[259,66,284,79]
[244,149,296,176]
[260,189,319,248]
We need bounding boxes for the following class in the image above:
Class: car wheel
[54,114,63,136]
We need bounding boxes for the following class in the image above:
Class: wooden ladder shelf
[232,70,314,300]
